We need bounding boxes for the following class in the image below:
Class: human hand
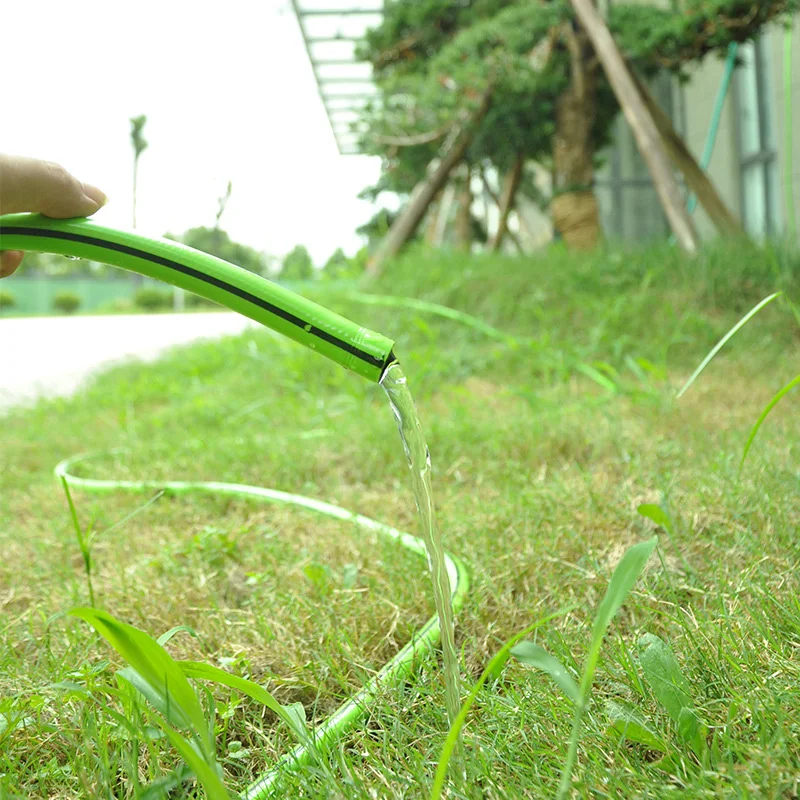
[0,154,107,278]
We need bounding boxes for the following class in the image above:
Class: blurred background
[1,0,798,316]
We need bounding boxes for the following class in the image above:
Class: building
[595,14,800,242]
[292,3,800,246]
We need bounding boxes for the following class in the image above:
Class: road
[0,312,255,410]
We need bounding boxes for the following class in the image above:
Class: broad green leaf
[510,642,579,704]
[677,292,782,398]
[678,706,707,759]
[179,661,310,748]
[605,700,667,752]
[70,608,211,754]
[638,633,706,759]
[739,374,800,478]
[637,504,674,535]
[637,634,693,724]
[159,724,229,800]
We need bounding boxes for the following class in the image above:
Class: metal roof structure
[291,0,383,155]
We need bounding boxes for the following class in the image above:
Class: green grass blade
[677,292,782,398]
[430,607,576,800]
[159,724,230,800]
[637,634,694,726]
[342,292,519,345]
[60,476,95,607]
[557,537,658,800]
[510,642,579,704]
[70,608,211,755]
[157,626,198,647]
[739,374,800,478]
[179,661,311,750]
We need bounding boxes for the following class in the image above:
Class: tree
[356,0,796,252]
[281,245,315,281]
[129,115,148,229]
[216,181,233,229]
[170,227,267,275]
[321,247,354,280]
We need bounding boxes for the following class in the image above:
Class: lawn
[1,240,799,799]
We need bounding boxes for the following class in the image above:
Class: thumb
[0,155,107,218]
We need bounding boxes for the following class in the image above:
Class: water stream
[380,362,463,762]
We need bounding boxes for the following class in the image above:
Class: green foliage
[739,374,800,477]
[321,247,358,280]
[281,244,315,281]
[0,289,15,310]
[637,633,707,758]
[356,207,408,246]
[173,226,267,276]
[185,291,220,309]
[129,115,148,158]
[430,608,574,799]
[356,0,795,220]
[52,291,81,314]
[134,287,172,311]
[70,608,312,797]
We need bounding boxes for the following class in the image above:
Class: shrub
[97,298,135,314]
[52,291,81,314]
[134,287,172,311]
[185,292,220,309]
[0,290,15,311]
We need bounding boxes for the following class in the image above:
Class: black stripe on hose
[0,226,386,370]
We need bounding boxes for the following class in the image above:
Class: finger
[0,250,24,278]
[0,155,107,218]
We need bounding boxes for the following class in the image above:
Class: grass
[2,239,800,798]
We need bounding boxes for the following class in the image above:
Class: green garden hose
[686,41,738,217]
[0,213,395,382]
[56,454,469,799]
[0,213,469,795]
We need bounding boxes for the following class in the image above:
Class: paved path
[0,312,255,410]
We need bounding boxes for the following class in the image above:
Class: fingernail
[82,183,108,209]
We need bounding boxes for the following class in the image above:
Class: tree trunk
[454,166,473,251]
[424,189,443,245]
[552,24,601,250]
[569,0,699,252]
[367,87,493,274]
[491,154,524,252]
[433,182,456,246]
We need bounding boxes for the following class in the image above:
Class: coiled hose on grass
[56,454,469,799]
[0,213,469,797]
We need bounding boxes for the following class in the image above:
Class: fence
[2,276,144,315]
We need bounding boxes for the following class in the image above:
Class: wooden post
[367,87,493,274]
[454,165,473,251]
[433,182,456,246]
[480,169,525,253]
[569,0,700,253]
[632,72,744,236]
[491,154,525,252]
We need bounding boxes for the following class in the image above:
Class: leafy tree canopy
[170,227,267,275]
[281,244,315,281]
[355,0,796,192]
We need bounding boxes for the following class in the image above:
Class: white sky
[1,1,385,265]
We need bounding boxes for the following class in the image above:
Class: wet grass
[1,240,799,798]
